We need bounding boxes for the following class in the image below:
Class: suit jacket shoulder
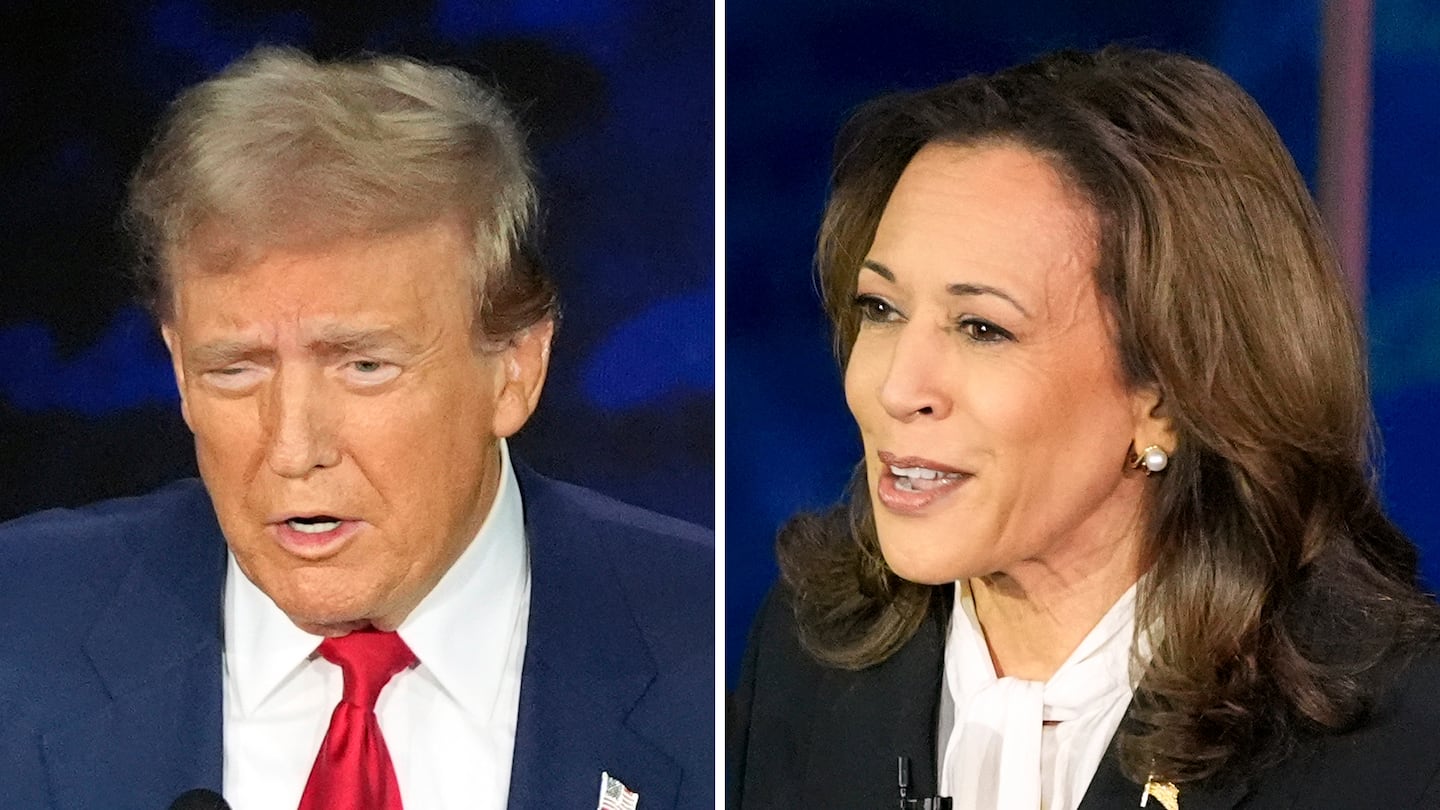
[510,466,714,810]
[0,480,226,809]
[515,466,712,678]
[0,479,224,726]
[1241,645,1440,808]
[728,583,947,810]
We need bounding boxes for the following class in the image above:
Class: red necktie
[298,629,417,810]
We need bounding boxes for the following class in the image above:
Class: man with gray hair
[0,47,712,810]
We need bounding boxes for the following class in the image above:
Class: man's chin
[271,593,388,636]
[291,617,381,637]
[276,596,409,636]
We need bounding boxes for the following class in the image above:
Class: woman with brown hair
[729,47,1440,809]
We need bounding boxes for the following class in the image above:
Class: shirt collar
[948,576,1142,697]
[224,439,530,723]
[398,439,529,725]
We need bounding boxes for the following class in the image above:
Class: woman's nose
[877,324,952,421]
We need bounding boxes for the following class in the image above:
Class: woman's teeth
[889,465,965,492]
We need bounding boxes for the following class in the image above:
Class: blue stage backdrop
[0,0,714,528]
[726,0,1440,686]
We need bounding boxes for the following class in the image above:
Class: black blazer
[729,586,1440,809]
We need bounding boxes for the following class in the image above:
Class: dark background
[726,0,1440,685]
[0,1,714,528]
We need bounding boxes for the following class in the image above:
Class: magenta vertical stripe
[1318,0,1374,308]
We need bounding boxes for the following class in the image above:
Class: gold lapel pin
[1140,775,1179,810]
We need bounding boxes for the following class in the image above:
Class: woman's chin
[879,543,974,586]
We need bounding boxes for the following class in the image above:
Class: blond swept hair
[127,46,556,338]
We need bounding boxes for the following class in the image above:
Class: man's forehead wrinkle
[309,322,405,346]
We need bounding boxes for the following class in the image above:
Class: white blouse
[938,580,1143,810]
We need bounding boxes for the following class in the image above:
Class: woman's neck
[969,533,1144,682]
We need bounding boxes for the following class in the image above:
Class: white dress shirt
[222,441,530,810]
[938,580,1143,810]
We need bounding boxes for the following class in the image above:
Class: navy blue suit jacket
[0,466,713,810]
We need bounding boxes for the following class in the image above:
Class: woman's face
[845,142,1164,586]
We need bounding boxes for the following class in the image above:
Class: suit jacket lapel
[507,468,681,810]
[42,487,227,809]
[1077,719,1253,810]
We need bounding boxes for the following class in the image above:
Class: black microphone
[168,788,231,810]
[896,756,952,810]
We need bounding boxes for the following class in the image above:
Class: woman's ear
[1131,384,1178,461]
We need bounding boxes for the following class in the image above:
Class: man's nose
[263,368,341,478]
[877,324,952,422]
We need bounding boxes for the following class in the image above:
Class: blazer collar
[807,587,1256,810]
[507,464,682,810]
[43,481,227,809]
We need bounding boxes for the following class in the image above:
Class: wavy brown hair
[778,46,1440,786]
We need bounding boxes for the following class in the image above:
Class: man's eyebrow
[187,339,265,367]
[862,259,1031,317]
[306,325,417,355]
[187,328,418,366]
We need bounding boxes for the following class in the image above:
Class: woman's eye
[852,294,900,323]
[958,318,1014,343]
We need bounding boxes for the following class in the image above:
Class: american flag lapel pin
[1140,775,1179,810]
[597,771,639,810]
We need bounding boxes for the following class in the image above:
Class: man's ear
[1130,383,1178,465]
[490,318,554,439]
[160,324,194,431]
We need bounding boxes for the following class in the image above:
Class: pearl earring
[1132,444,1169,475]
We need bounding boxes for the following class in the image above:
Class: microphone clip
[896,756,952,810]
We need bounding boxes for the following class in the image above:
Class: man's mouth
[268,513,364,559]
[286,516,343,534]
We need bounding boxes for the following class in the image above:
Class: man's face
[163,220,549,636]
